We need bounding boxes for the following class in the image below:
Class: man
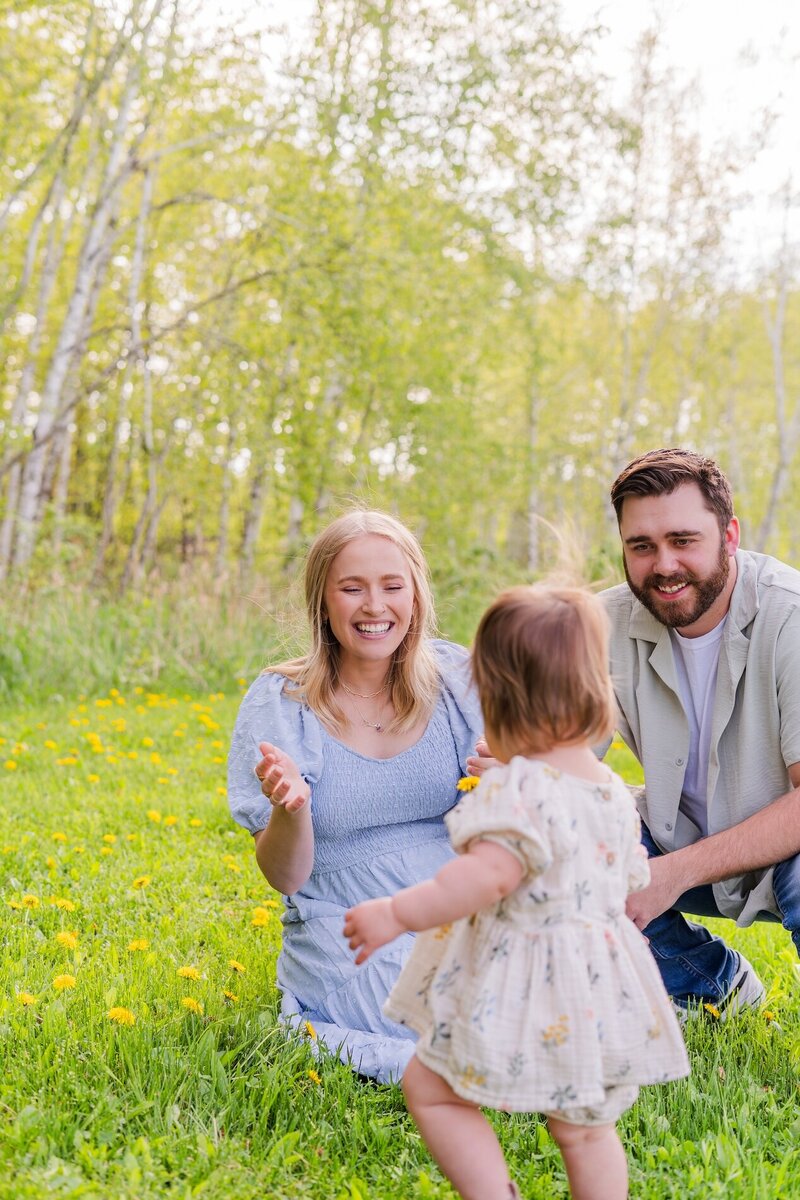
[603,447,800,1017]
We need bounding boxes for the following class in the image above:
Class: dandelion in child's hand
[108,1007,135,1025]
[457,776,479,792]
[53,974,76,991]
[177,966,201,980]
[181,997,203,1014]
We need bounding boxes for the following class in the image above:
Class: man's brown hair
[472,585,616,754]
[610,448,734,534]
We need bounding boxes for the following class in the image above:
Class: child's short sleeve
[445,760,553,878]
[623,802,651,895]
[227,672,324,835]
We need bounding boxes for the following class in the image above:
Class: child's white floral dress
[384,756,690,1115]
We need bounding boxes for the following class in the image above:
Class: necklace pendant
[375,723,383,732]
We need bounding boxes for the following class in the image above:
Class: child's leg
[547,1116,627,1200]
[402,1055,514,1200]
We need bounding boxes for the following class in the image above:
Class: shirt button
[665,822,673,831]
[676,757,684,766]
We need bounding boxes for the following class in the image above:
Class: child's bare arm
[344,841,523,964]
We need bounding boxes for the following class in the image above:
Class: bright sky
[217,0,800,266]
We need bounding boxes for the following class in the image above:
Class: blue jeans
[640,822,800,1007]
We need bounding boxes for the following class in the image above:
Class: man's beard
[625,544,730,629]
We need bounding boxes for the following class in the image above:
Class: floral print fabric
[384,757,689,1114]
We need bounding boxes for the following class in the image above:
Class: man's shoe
[672,952,766,1023]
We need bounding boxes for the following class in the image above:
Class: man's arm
[627,763,800,930]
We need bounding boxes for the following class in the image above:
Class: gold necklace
[341,688,389,732]
[340,679,389,700]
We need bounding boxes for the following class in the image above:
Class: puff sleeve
[445,760,553,878]
[623,801,651,895]
[227,672,324,835]
[433,639,484,774]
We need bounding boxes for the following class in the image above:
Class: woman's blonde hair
[472,584,616,753]
[269,510,441,734]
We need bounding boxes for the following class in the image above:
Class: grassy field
[3,688,800,1199]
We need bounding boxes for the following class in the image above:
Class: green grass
[2,693,800,1199]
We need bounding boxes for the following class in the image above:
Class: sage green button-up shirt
[603,550,800,925]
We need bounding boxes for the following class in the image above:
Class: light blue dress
[227,640,483,1083]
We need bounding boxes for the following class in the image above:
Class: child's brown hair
[472,585,616,754]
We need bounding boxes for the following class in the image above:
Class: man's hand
[343,897,406,965]
[626,854,686,931]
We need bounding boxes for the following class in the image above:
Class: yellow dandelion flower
[56,757,78,766]
[226,861,242,874]
[216,787,226,796]
[251,907,269,927]
[703,1002,721,1019]
[73,845,86,854]
[46,856,57,870]
[100,846,113,856]
[22,895,40,909]
[222,990,239,1003]
[157,777,169,784]
[51,832,68,843]
[307,1069,322,1084]
[127,834,137,842]
[212,756,224,764]
[17,992,37,1006]
[150,752,161,765]
[189,819,203,828]
[53,974,76,991]
[132,875,151,889]
[228,959,246,974]
[102,834,117,844]
[163,815,178,826]
[181,997,203,1014]
[107,1007,136,1025]
[8,899,23,910]
[50,897,76,911]
[4,760,18,770]
[457,776,480,791]
[127,751,138,760]
[142,737,154,748]
[128,938,150,952]
[56,931,78,950]
[177,966,201,980]
[304,1020,318,1041]
[87,774,100,784]
[261,899,280,908]
[44,740,58,750]
[166,768,178,777]
[146,810,162,823]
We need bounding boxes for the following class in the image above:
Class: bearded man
[603,447,800,1018]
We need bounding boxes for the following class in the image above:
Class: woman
[227,510,485,1083]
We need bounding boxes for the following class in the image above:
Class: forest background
[2,0,799,704]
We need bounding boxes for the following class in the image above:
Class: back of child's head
[472,584,616,754]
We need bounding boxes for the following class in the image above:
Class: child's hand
[343,897,406,964]
[254,741,310,813]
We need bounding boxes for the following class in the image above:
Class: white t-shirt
[669,617,728,836]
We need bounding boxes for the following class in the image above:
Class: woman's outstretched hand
[344,897,406,965]
[465,736,500,778]
[255,741,310,813]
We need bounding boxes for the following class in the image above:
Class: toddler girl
[344,584,689,1200]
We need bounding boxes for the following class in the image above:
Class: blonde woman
[227,511,485,1082]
